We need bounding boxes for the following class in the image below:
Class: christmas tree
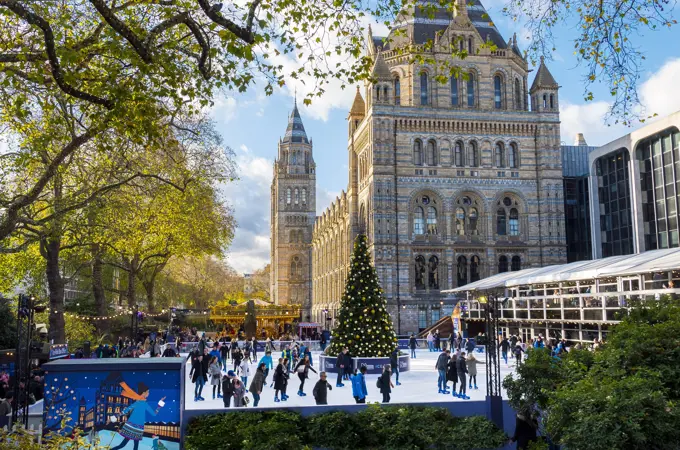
[327,234,398,357]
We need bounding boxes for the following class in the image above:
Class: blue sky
[213,2,680,273]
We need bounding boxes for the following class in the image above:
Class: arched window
[414,140,423,166]
[549,94,554,109]
[454,208,464,235]
[495,142,505,167]
[291,256,302,278]
[426,140,437,166]
[467,73,475,107]
[494,75,502,109]
[420,72,428,105]
[414,206,425,235]
[468,37,473,53]
[294,188,300,204]
[514,78,521,109]
[376,86,381,101]
[470,256,480,282]
[457,256,468,287]
[394,77,401,105]
[469,207,478,234]
[497,208,507,235]
[359,204,367,234]
[428,255,439,289]
[383,86,388,101]
[414,255,426,289]
[450,75,459,106]
[454,141,464,167]
[509,208,520,235]
[427,206,438,235]
[302,188,307,204]
[469,141,479,167]
[542,94,547,108]
[509,143,518,168]
[511,255,521,271]
[286,188,292,204]
[498,255,509,273]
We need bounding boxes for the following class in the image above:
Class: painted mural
[43,367,182,450]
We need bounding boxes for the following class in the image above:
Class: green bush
[186,410,307,450]
[186,406,507,450]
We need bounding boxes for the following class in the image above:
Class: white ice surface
[185,349,516,410]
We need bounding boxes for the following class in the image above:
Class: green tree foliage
[0,296,17,349]
[327,234,397,357]
[505,298,680,450]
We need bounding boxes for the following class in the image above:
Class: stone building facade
[272,0,567,332]
[270,104,316,319]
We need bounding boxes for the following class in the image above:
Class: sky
[213,2,680,274]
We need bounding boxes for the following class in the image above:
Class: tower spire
[282,99,309,144]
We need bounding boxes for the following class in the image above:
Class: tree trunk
[144,280,155,313]
[92,244,108,332]
[44,236,65,343]
[126,259,137,307]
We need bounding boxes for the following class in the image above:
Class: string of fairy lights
[59,308,170,321]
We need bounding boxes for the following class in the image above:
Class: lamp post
[480,291,503,430]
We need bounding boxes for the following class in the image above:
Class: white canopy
[445,247,680,293]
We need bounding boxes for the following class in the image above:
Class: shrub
[186,406,507,450]
[186,410,307,450]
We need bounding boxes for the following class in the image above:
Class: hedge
[185,405,507,450]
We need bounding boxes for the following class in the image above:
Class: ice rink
[184,349,516,410]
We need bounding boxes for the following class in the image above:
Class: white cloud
[239,144,250,153]
[560,58,680,147]
[221,152,274,274]
[639,57,680,119]
[211,97,238,123]
[316,188,341,215]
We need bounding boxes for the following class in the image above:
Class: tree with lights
[327,235,398,357]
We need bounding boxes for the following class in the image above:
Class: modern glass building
[589,111,680,258]
[561,135,597,262]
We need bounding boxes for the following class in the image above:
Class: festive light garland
[62,309,169,321]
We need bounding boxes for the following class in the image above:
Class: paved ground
[184,349,517,409]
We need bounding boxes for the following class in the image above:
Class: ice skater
[435,349,450,394]
[466,352,478,390]
[456,351,469,399]
[109,382,166,450]
[294,354,317,396]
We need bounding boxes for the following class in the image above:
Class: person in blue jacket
[209,345,222,367]
[259,351,274,384]
[351,365,368,403]
[110,382,165,450]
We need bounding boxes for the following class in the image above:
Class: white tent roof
[445,247,680,293]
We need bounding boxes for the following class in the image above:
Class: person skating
[351,365,368,403]
[251,337,258,361]
[273,357,289,402]
[342,349,352,381]
[513,342,525,368]
[390,348,401,386]
[466,352,479,390]
[232,347,243,372]
[336,348,348,387]
[456,351,469,399]
[426,331,434,352]
[500,337,510,365]
[282,345,293,371]
[378,364,394,403]
[207,356,222,399]
[192,355,206,401]
[435,349,451,394]
[446,353,458,397]
[238,357,250,392]
[109,382,165,450]
[434,330,441,352]
[258,351,274,384]
[312,371,333,405]
[222,371,235,407]
[232,379,246,407]
[294,354,317,396]
[408,334,417,358]
[249,363,266,407]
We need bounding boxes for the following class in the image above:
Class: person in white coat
[238,358,251,392]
